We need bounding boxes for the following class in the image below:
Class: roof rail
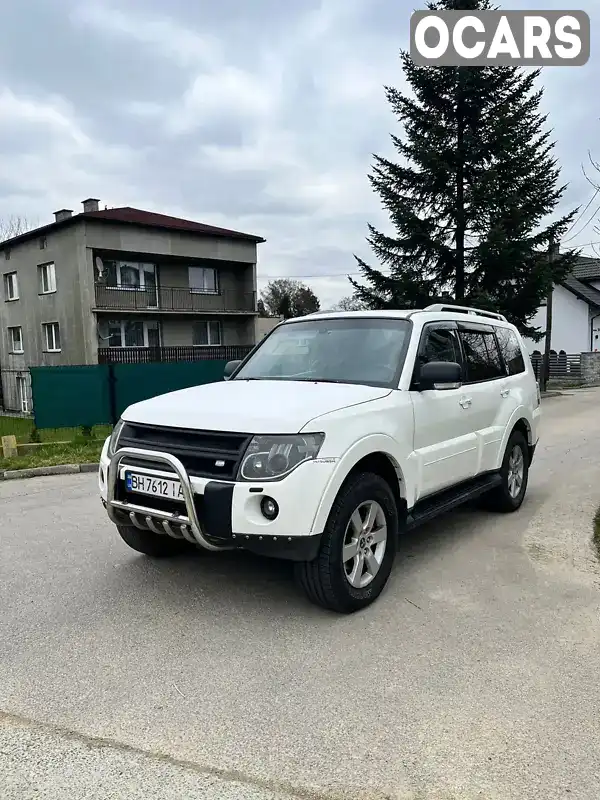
[424,303,507,322]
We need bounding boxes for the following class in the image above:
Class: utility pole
[540,240,558,393]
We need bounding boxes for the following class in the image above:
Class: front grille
[117,422,252,480]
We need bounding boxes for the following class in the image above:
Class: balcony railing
[94,283,256,313]
[98,345,254,365]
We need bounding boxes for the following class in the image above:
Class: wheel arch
[310,440,408,534]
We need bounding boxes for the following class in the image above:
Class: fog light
[261,496,279,520]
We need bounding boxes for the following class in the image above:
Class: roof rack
[424,303,507,322]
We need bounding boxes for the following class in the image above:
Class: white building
[522,256,600,356]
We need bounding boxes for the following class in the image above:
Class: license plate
[125,471,184,501]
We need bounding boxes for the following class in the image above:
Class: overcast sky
[0,0,597,307]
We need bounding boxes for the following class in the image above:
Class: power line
[260,240,600,281]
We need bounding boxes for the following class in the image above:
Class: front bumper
[100,444,331,561]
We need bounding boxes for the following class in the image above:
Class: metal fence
[94,284,256,313]
[0,368,33,415]
[98,345,254,364]
[530,352,582,381]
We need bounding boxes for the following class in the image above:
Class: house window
[193,320,222,346]
[8,326,23,354]
[106,320,161,348]
[42,322,61,352]
[39,237,47,250]
[5,248,10,261]
[3,271,18,300]
[189,266,218,294]
[16,375,30,413]
[104,260,156,291]
[39,262,56,294]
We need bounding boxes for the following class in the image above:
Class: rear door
[456,322,509,474]
[410,321,479,500]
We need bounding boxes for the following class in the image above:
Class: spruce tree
[350,0,578,337]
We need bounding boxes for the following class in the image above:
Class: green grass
[0,416,112,444]
[0,415,111,471]
[0,439,104,472]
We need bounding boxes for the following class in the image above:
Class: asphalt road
[1,390,599,800]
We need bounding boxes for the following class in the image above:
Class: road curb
[1,463,99,481]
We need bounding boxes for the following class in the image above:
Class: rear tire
[116,524,194,557]
[294,472,398,613]
[483,430,529,513]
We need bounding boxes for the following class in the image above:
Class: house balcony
[93,283,257,314]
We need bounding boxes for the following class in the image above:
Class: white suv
[99,304,541,613]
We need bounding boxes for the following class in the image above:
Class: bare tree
[331,295,368,311]
[0,215,37,242]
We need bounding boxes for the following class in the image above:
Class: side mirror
[418,361,462,391]
[224,360,241,380]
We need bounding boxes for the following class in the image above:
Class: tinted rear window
[495,327,526,375]
[459,329,504,382]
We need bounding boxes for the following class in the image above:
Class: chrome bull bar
[106,447,234,552]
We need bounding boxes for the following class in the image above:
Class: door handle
[500,388,510,398]
[459,396,472,409]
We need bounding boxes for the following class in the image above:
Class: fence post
[2,435,18,458]
[108,364,118,425]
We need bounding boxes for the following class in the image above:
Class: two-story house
[0,199,265,412]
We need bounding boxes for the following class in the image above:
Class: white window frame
[105,261,158,308]
[8,325,23,354]
[192,320,222,346]
[106,320,161,348]
[42,321,61,352]
[16,375,30,414]
[4,271,18,301]
[106,261,156,290]
[39,262,56,294]
[188,266,219,295]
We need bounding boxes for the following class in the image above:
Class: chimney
[82,198,100,213]
[54,209,73,222]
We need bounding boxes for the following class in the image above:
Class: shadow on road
[102,503,494,621]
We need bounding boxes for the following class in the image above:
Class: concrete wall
[0,224,91,368]
[83,222,258,265]
[523,284,591,354]
[1,219,260,368]
[256,316,283,340]
[96,316,254,349]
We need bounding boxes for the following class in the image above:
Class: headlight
[238,433,325,482]
[107,419,125,457]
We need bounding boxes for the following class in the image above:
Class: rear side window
[495,327,526,375]
[459,329,504,382]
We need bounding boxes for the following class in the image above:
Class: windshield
[233,317,411,388]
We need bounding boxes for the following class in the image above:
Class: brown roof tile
[0,206,264,249]
[82,206,265,242]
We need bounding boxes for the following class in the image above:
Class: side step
[405,473,502,531]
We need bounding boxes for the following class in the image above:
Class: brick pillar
[580,352,600,385]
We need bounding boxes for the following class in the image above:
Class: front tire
[116,524,194,557]
[484,430,529,512]
[294,472,398,613]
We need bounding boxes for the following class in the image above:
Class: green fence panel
[113,360,227,418]
[30,365,112,429]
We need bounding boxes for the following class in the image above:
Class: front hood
[121,379,391,434]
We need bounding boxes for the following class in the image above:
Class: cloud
[0,0,598,309]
